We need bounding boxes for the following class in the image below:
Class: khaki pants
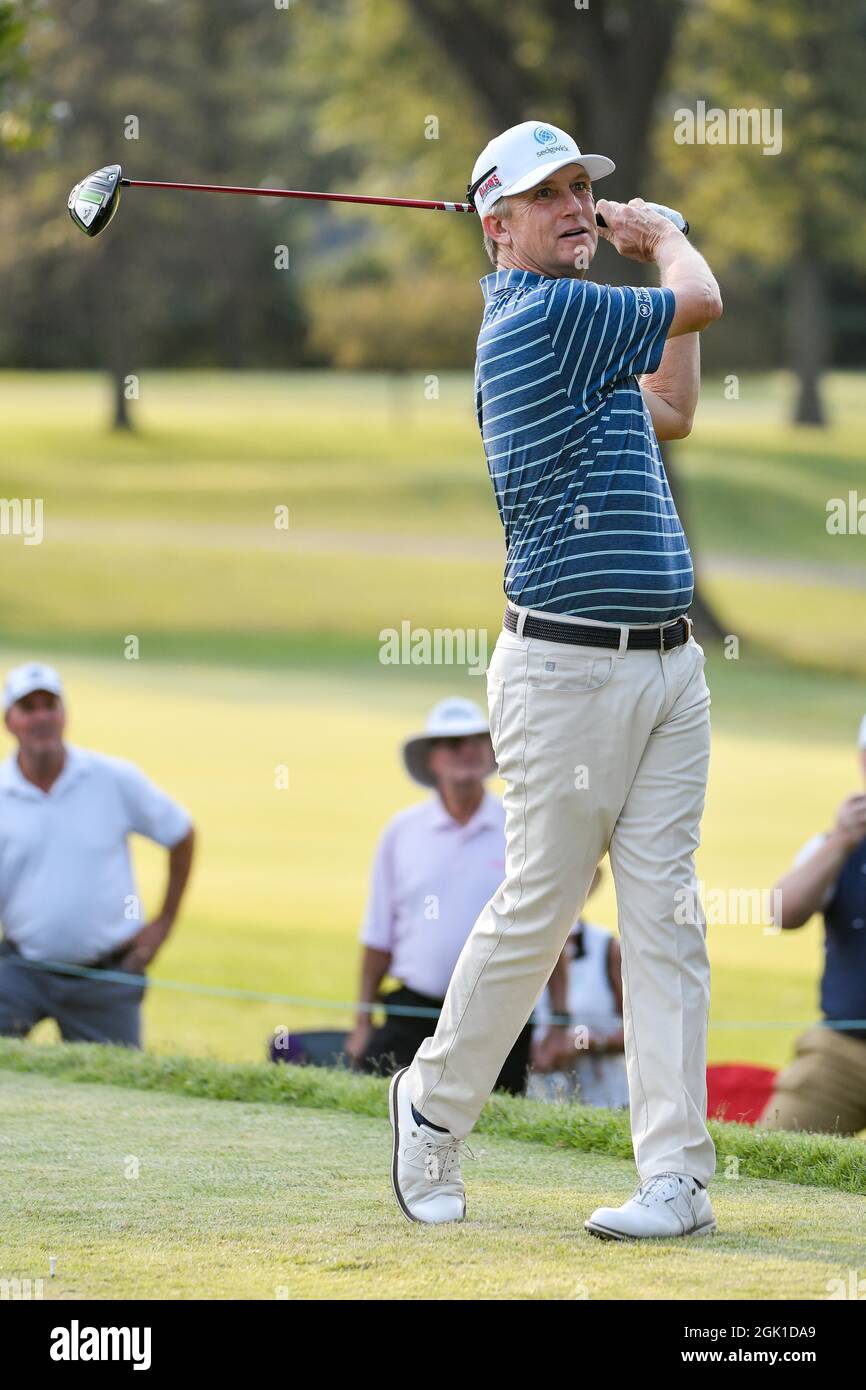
[406,611,716,1186]
[757,1025,866,1136]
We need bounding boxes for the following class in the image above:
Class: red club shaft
[119,178,476,214]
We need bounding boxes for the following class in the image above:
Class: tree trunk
[659,442,725,641]
[111,367,132,431]
[786,253,828,426]
[99,232,135,433]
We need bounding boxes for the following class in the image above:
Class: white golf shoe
[585,1172,717,1241]
[389,1066,469,1224]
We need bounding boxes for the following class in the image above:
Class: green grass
[3,368,864,546]
[2,1038,864,1195]
[1,1056,863,1299]
[1,368,865,676]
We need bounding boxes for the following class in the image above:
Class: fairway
[1,370,865,677]
[1,1068,863,1301]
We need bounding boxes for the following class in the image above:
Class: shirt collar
[428,789,500,834]
[479,268,550,302]
[0,744,89,800]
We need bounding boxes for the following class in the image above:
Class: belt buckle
[660,615,688,653]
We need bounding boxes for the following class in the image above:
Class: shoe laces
[405,1129,475,1184]
[634,1171,687,1205]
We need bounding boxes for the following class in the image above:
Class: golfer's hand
[117,914,172,974]
[595,197,682,263]
[831,794,866,854]
[532,1025,575,1073]
[344,1020,374,1067]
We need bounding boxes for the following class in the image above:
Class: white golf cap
[469,120,615,217]
[3,661,64,713]
[401,697,494,789]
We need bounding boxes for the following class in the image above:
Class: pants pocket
[527,652,615,693]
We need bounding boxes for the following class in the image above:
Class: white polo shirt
[0,744,192,963]
[360,790,506,999]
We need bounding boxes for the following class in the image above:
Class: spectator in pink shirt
[270,697,539,1092]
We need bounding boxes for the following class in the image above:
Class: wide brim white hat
[402,696,495,789]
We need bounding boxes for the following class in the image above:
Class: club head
[67,164,123,237]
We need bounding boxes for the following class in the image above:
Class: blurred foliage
[292,0,491,281]
[0,0,52,150]
[657,0,866,272]
[308,274,481,369]
[656,0,866,418]
[0,0,327,375]
[299,0,866,384]
[0,0,863,383]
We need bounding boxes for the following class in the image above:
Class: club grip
[596,202,689,237]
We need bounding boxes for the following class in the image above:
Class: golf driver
[67,163,124,237]
[67,163,689,238]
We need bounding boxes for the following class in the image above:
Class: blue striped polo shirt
[474,268,694,623]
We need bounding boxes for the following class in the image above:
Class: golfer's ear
[482,212,510,249]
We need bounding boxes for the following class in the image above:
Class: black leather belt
[0,938,128,971]
[503,604,692,651]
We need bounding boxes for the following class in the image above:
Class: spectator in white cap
[0,661,196,1047]
[758,711,866,1135]
[270,696,567,1089]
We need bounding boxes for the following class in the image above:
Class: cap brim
[505,153,615,198]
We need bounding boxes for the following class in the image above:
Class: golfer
[389,121,723,1239]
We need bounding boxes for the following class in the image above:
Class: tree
[0,0,318,427]
[0,0,53,149]
[657,0,866,425]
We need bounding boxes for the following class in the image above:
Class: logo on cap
[534,126,557,145]
[478,171,502,202]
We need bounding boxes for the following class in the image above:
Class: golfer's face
[507,163,598,277]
